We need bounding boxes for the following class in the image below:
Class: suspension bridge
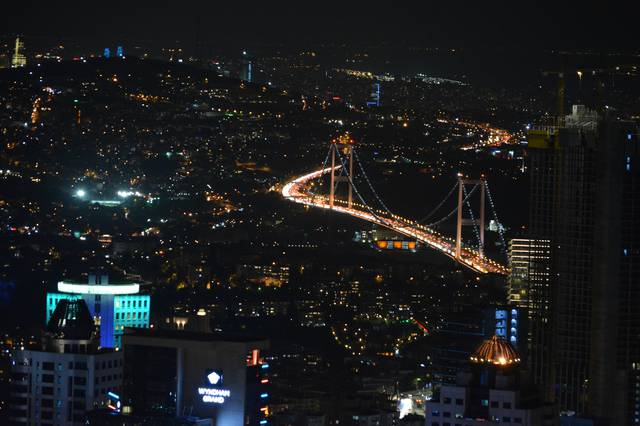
[281,134,509,275]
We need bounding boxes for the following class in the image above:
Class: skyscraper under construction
[527,105,639,425]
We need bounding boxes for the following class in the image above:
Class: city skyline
[0,5,638,426]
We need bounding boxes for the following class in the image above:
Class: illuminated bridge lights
[282,167,508,275]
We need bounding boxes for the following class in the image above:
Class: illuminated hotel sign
[198,370,231,404]
[198,387,231,404]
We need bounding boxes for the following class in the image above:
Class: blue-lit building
[46,274,150,349]
[484,306,528,360]
[240,51,252,83]
[366,82,381,107]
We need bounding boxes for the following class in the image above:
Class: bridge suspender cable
[418,181,459,224]
[352,149,393,215]
[484,180,508,260]
[425,183,479,228]
[333,148,395,227]
[308,147,333,199]
[462,183,483,251]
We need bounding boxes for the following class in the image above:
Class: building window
[503,417,511,423]
[455,398,463,405]
[443,397,452,404]
[514,418,522,424]
[443,412,451,418]
[503,402,511,409]
[491,401,499,408]
[481,399,489,407]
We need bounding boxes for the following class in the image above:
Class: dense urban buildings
[0,3,638,425]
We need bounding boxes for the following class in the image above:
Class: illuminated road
[282,167,508,275]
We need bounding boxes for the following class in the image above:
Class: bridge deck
[282,167,509,275]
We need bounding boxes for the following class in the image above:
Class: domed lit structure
[424,334,558,426]
[470,335,521,366]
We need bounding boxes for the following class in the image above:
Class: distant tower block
[104,47,111,58]
[240,50,253,82]
[366,82,381,107]
[329,133,356,209]
[11,36,27,68]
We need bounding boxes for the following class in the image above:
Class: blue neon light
[107,392,120,400]
[260,421,267,425]
[260,393,268,398]
[261,364,269,369]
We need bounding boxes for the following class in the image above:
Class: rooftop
[57,274,141,295]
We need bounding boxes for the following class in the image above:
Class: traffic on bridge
[282,166,509,275]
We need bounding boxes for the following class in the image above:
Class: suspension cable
[333,148,394,227]
[418,181,459,223]
[426,183,479,228]
[308,146,333,198]
[462,184,482,250]
[352,148,393,215]
[484,180,508,259]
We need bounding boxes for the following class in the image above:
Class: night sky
[2,1,638,49]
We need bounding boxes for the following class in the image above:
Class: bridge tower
[329,133,356,209]
[455,175,486,259]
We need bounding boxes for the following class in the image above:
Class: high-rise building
[507,238,550,374]
[9,299,123,425]
[240,51,252,83]
[527,105,640,424]
[424,335,557,426]
[507,238,551,308]
[11,36,27,68]
[46,274,150,349]
[366,82,381,107]
[122,329,269,426]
